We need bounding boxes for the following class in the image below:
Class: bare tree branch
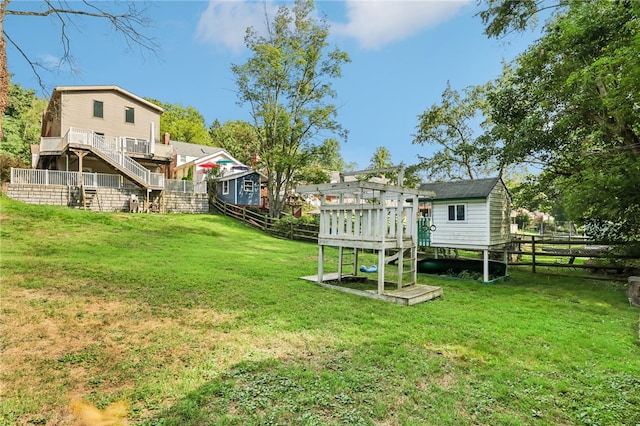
[1,0,158,139]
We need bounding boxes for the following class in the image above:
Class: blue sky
[6,0,541,170]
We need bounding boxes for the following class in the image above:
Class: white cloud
[332,0,469,49]
[196,1,469,53]
[196,0,277,54]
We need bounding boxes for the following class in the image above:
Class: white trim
[447,203,467,222]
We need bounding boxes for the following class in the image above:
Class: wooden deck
[300,273,443,306]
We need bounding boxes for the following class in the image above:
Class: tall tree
[294,138,346,185]
[1,1,156,139]
[369,146,394,170]
[478,0,566,39]
[484,0,640,243]
[231,0,349,218]
[364,146,423,188]
[146,99,212,145]
[413,81,500,181]
[1,82,46,162]
[209,119,260,165]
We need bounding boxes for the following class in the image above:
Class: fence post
[45,169,49,186]
[531,235,536,274]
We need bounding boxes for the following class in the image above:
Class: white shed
[419,177,512,281]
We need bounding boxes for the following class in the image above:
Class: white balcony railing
[60,128,163,187]
[10,169,200,193]
[165,179,208,194]
[10,168,135,189]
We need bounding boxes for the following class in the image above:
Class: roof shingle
[419,177,501,200]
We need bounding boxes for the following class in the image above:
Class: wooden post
[377,249,385,295]
[531,235,537,274]
[338,247,344,282]
[398,246,404,289]
[503,249,509,276]
[483,249,489,282]
[353,248,359,277]
[318,245,324,284]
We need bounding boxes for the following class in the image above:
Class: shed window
[448,204,466,221]
[93,100,103,118]
[125,107,135,123]
[222,181,229,195]
[243,180,254,192]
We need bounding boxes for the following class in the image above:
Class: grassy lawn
[1,196,639,425]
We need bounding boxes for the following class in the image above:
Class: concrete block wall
[5,184,209,214]
[6,184,71,206]
[164,191,209,213]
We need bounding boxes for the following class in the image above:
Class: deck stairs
[81,186,101,211]
[63,129,163,190]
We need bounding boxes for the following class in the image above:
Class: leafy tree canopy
[1,81,46,163]
[413,81,501,181]
[231,0,350,217]
[209,119,260,166]
[483,0,640,243]
[146,99,212,145]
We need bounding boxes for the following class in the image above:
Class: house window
[125,107,135,123]
[222,181,229,195]
[93,100,103,118]
[243,180,254,192]
[448,204,466,221]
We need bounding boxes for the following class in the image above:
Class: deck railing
[64,129,157,186]
[65,128,151,155]
[10,168,137,189]
[10,168,184,192]
[164,179,207,194]
[318,203,415,243]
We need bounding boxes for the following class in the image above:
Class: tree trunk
[0,0,9,141]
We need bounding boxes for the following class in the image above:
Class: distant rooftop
[170,140,224,158]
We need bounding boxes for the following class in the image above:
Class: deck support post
[317,245,324,284]
[338,247,344,282]
[483,249,489,282]
[503,249,509,276]
[397,247,404,289]
[353,248,359,277]
[377,249,385,294]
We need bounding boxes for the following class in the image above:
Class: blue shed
[215,170,264,207]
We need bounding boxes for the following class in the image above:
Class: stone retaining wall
[5,184,209,214]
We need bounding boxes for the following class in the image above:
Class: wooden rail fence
[210,197,638,273]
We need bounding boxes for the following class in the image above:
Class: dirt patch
[1,287,334,425]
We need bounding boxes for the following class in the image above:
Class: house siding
[488,183,511,245]
[215,172,261,206]
[430,200,488,248]
[60,90,161,142]
[235,175,261,205]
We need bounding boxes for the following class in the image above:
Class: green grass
[1,196,639,425]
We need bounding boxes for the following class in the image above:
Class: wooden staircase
[81,186,101,211]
